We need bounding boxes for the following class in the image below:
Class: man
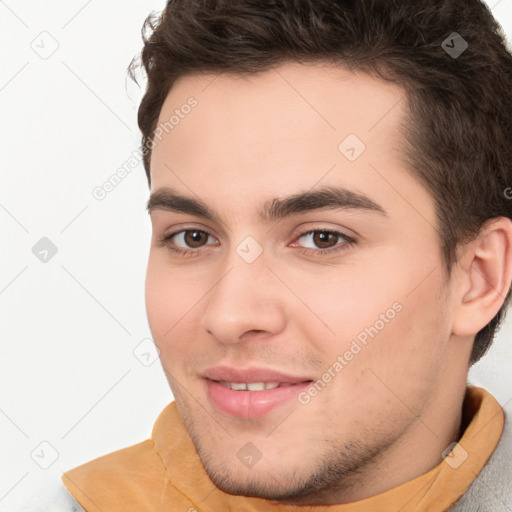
[62,0,512,510]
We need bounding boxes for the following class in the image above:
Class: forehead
[149,61,434,227]
[152,62,406,165]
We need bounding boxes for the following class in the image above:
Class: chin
[199,459,305,501]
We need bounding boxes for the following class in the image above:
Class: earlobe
[452,217,512,337]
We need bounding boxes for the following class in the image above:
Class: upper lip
[203,366,313,384]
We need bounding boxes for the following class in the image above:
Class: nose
[200,250,287,345]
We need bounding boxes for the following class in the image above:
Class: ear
[451,217,512,337]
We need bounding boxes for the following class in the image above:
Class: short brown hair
[130,0,512,364]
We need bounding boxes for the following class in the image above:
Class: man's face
[146,62,458,504]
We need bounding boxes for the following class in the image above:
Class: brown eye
[292,229,356,256]
[297,230,345,250]
[159,229,218,255]
[183,230,209,248]
[311,231,338,249]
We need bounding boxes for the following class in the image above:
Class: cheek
[286,250,449,381]
[145,257,169,337]
[145,252,218,377]
[341,275,451,413]
[145,254,194,350]
[276,257,405,356]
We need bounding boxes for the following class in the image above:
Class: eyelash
[157,228,356,258]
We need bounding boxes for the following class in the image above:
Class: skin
[145,61,512,505]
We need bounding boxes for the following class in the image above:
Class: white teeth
[230,382,248,391]
[219,381,281,391]
[246,382,265,391]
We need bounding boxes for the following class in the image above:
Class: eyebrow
[146,185,387,222]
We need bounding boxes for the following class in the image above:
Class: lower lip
[205,379,311,419]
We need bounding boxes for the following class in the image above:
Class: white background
[1,0,511,509]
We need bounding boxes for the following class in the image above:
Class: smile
[218,381,297,391]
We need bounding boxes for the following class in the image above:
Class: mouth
[217,381,297,391]
[202,366,313,418]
